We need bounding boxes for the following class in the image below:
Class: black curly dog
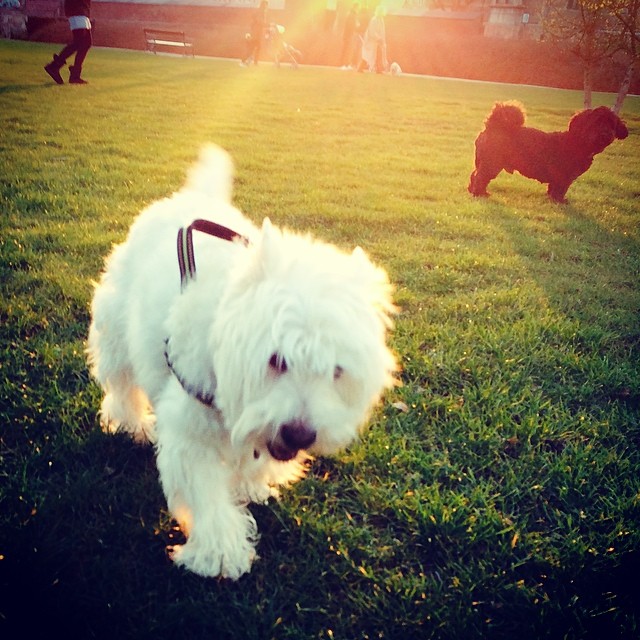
[468,101,629,203]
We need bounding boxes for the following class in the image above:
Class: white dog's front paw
[169,541,256,579]
[99,390,157,444]
[100,411,156,445]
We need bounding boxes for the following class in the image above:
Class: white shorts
[69,16,91,30]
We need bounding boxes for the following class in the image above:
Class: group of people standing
[241,1,388,73]
[341,3,388,74]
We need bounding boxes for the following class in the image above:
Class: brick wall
[25,0,638,93]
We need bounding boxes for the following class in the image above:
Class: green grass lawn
[1,40,639,639]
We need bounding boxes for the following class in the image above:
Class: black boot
[44,55,65,85]
[69,65,88,85]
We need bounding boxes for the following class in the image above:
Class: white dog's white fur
[87,145,397,579]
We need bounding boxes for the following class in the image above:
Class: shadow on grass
[0,419,340,639]
[1,429,161,635]
[0,83,65,94]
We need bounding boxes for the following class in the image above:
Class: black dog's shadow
[478,195,639,356]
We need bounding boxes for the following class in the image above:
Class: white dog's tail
[185,145,234,203]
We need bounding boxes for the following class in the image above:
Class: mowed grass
[1,39,639,639]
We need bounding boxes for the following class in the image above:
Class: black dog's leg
[547,182,570,204]
[468,165,501,197]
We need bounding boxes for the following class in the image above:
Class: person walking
[44,0,92,85]
[339,3,359,69]
[241,1,268,66]
[353,4,370,70]
[358,5,387,73]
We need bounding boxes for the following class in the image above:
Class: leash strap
[177,219,249,290]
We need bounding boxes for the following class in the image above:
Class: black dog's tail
[484,101,526,131]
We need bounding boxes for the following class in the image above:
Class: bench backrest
[144,29,187,41]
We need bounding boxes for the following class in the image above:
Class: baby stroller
[267,23,302,69]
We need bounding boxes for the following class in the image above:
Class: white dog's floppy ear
[185,145,234,203]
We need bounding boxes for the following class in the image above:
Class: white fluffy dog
[87,146,397,579]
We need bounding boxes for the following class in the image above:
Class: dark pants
[58,28,92,69]
[243,31,263,65]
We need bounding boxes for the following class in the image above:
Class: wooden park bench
[144,28,194,57]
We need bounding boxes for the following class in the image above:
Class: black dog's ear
[568,109,592,136]
[569,106,629,141]
[614,116,629,140]
[596,106,630,140]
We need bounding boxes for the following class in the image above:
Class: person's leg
[44,37,78,84]
[375,43,383,73]
[69,29,92,84]
[73,28,92,69]
[242,37,258,65]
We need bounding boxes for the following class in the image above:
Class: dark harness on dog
[176,218,249,290]
[164,219,249,408]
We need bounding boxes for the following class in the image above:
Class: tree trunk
[583,64,593,109]
[613,61,634,114]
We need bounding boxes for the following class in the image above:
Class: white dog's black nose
[281,422,316,450]
[268,422,316,461]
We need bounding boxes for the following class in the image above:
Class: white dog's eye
[334,365,344,381]
[269,353,288,374]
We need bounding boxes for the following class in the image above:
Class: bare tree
[610,0,640,112]
[543,0,624,108]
